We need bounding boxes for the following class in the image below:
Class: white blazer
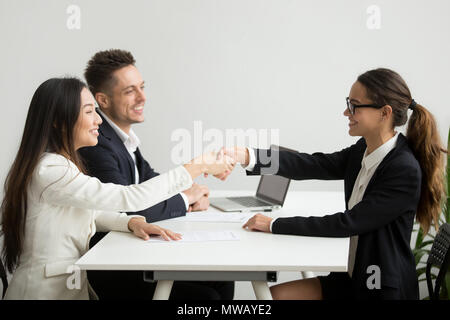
[5,152,192,300]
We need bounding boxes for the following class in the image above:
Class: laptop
[210,145,292,212]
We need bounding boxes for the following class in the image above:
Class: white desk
[75,191,349,300]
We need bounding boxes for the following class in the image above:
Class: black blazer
[78,112,187,246]
[248,133,421,299]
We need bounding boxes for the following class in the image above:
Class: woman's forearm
[183,163,206,180]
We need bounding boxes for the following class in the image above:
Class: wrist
[243,148,250,166]
[183,163,205,179]
[128,217,145,232]
[233,147,249,166]
[182,191,194,205]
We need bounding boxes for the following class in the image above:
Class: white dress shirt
[98,109,190,209]
[244,132,399,277]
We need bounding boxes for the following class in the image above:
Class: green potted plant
[413,127,450,299]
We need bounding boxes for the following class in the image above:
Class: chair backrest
[426,223,450,300]
[0,256,8,299]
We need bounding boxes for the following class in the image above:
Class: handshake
[183,146,250,181]
[181,147,250,211]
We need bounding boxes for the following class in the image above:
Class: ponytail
[406,104,447,235]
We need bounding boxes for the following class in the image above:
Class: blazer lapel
[344,133,408,207]
[363,133,407,194]
[344,140,366,208]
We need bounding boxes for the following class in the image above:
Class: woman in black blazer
[221,68,447,300]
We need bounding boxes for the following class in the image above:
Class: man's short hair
[84,49,136,96]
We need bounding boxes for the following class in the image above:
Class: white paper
[146,230,240,243]
[172,211,254,223]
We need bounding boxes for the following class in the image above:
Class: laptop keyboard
[227,197,271,207]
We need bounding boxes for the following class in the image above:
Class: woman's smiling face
[344,81,386,138]
[73,87,103,150]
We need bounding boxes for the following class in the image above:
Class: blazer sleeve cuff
[270,216,307,235]
[122,214,146,232]
[95,211,146,233]
[241,147,256,171]
[245,148,276,176]
[179,192,190,210]
[269,218,278,233]
[170,165,193,194]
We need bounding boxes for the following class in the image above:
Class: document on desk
[146,230,240,243]
[173,211,254,223]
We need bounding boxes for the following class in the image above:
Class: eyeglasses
[346,97,384,115]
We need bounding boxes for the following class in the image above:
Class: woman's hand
[242,213,273,233]
[222,146,250,166]
[128,217,182,241]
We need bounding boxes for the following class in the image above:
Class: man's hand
[188,195,210,212]
[242,213,273,233]
[183,183,209,205]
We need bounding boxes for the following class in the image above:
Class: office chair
[0,257,7,299]
[426,223,450,300]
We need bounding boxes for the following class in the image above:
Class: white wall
[0,0,449,300]
[0,0,449,192]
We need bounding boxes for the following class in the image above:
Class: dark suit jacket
[78,112,187,247]
[248,133,421,299]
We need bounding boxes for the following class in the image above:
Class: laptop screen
[256,174,290,205]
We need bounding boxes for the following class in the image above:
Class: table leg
[152,280,174,300]
[251,281,273,300]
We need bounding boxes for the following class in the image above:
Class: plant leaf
[418,240,434,249]
[413,249,429,265]
[415,227,424,248]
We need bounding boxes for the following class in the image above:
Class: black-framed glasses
[346,97,384,115]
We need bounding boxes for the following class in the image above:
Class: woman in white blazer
[0,78,234,300]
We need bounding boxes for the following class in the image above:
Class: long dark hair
[1,77,87,273]
[357,68,447,235]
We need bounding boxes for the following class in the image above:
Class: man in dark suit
[79,49,234,300]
